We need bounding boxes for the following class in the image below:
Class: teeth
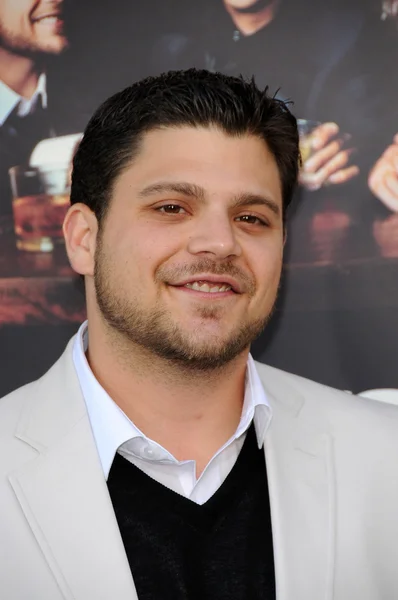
[36,16,59,23]
[185,281,232,293]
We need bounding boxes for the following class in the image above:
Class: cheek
[21,11,31,28]
[132,225,185,267]
[259,264,282,295]
[249,235,283,271]
[252,247,283,299]
[16,18,31,40]
[110,229,162,287]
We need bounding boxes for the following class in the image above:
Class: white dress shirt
[0,73,47,126]
[73,321,272,504]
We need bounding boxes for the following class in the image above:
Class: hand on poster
[368,135,398,212]
[381,0,398,20]
[299,122,359,192]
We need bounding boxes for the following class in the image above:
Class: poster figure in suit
[150,0,361,193]
[0,0,85,218]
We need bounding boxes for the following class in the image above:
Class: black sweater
[107,424,275,599]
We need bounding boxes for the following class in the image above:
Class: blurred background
[1,0,397,395]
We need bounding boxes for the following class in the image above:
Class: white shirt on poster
[72,320,272,504]
[0,73,47,126]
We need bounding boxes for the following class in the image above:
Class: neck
[86,319,249,476]
[0,48,41,98]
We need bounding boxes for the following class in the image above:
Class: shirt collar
[0,73,47,126]
[73,321,272,478]
[239,353,272,448]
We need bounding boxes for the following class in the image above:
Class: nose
[186,211,242,259]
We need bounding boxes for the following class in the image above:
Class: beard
[0,24,67,57]
[93,238,276,372]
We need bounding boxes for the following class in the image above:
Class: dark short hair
[70,68,300,225]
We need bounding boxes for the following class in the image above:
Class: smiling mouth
[183,281,233,293]
[31,13,63,25]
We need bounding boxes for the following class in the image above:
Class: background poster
[0,0,397,397]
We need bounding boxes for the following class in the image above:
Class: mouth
[31,11,63,25]
[170,275,242,295]
[183,281,233,294]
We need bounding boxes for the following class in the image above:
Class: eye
[236,214,268,226]
[157,204,186,214]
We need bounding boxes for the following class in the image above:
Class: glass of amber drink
[9,165,70,252]
[297,119,322,163]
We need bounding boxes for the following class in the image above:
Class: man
[220,0,363,191]
[150,0,361,191]
[0,0,84,216]
[1,69,398,599]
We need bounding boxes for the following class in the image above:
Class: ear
[63,203,98,276]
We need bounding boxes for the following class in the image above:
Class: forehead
[115,126,283,206]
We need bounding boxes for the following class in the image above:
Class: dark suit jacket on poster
[0,78,89,218]
[149,0,398,176]
[148,0,365,117]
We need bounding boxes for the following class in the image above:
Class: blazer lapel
[260,368,336,600]
[8,339,138,600]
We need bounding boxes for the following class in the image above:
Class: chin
[37,38,68,54]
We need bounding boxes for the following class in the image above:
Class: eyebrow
[230,193,281,217]
[138,182,205,201]
[138,181,281,217]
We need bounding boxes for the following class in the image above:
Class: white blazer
[1,336,398,599]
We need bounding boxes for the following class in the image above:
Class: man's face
[0,0,67,55]
[93,126,284,371]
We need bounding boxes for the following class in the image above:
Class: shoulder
[255,360,347,399]
[254,360,398,423]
